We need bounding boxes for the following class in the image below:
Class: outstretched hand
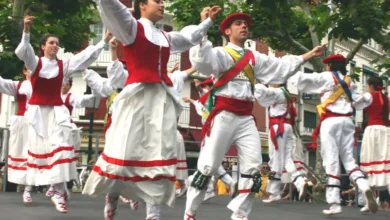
[104,30,114,44]
[24,16,35,33]
[311,45,326,57]
[201,6,222,22]
[109,37,118,50]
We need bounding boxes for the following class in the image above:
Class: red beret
[200,77,214,86]
[322,54,346,64]
[220,13,253,34]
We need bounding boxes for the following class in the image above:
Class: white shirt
[190,40,304,101]
[292,71,356,114]
[96,0,213,53]
[0,77,32,109]
[254,84,289,117]
[14,32,106,137]
[61,93,97,108]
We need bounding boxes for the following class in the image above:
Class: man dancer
[184,11,323,220]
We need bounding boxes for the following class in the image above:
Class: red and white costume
[15,32,106,212]
[0,78,32,185]
[293,66,377,214]
[254,84,307,202]
[354,91,390,189]
[83,1,213,215]
[185,14,305,219]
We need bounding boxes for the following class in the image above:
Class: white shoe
[51,195,67,213]
[360,205,369,213]
[177,185,188,198]
[129,200,139,211]
[46,185,55,197]
[231,213,248,220]
[104,194,118,220]
[23,190,32,203]
[204,190,216,201]
[364,189,378,213]
[263,194,281,203]
[322,204,342,215]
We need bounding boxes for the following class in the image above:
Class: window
[362,65,377,85]
[304,111,317,129]
[91,23,109,50]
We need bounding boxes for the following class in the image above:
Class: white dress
[82,0,212,207]
[15,33,106,186]
[1,78,32,185]
[354,92,390,188]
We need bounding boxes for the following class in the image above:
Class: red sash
[199,49,254,110]
[202,96,253,136]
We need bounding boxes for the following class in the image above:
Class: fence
[0,127,364,206]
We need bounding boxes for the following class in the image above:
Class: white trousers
[267,124,305,195]
[320,117,370,204]
[185,111,262,217]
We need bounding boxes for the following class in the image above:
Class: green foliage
[0,0,99,79]
[166,0,390,73]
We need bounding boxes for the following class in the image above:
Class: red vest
[15,81,27,116]
[64,93,73,115]
[29,58,64,106]
[366,92,387,126]
[123,21,173,86]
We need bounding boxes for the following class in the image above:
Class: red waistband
[311,112,353,149]
[202,96,253,136]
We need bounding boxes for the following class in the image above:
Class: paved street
[0,193,389,220]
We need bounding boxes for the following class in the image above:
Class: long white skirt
[70,123,81,156]
[176,130,188,180]
[7,115,29,185]
[83,84,178,207]
[25,106,78,186]
[360,125,390,188]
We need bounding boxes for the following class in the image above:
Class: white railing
[57,47,181,68]
[304,127,314,133]
[71,108,86,120]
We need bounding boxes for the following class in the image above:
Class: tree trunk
[12,0,25,33]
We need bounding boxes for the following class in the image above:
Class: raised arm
[0,77,18,97]
[69,94,100,108]
[96,0,138,46]
[293,71,336,94]
[15,16,39,74]
[353,93,373,110]
[82,69,113,97]
[189,39,226,77]
[255,46,324,84]
[167,6,220,54]
[63,32,112,80]
[254,84,286,108]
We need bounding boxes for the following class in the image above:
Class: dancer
[82,0,221,219]
[184,11,323,220]
[354,76,390,212]
[15,15,110,213]
[1,67,32,203]
[293,54,378,214]
[253,83,307,203]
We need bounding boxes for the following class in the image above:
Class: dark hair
[67,77,73,87]
[367,76,389,125]
[328,61,347,76]
[134,0,148,19]
[39,34,59,57]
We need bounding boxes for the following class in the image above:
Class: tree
[0,0,99,79]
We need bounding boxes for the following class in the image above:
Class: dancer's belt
[202,96,253,136]
[311,112,352,149]
[269,116,293,150]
